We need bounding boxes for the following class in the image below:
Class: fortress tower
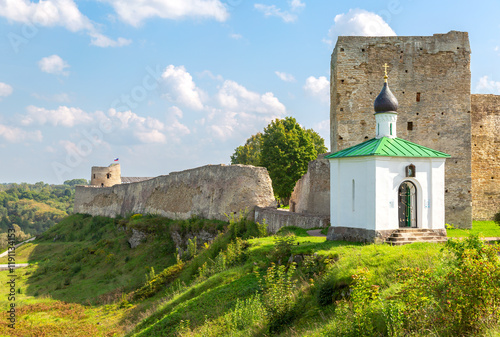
[90,164,121,187]
[330,31,472,228]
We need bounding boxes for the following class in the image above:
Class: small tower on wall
[90,164,121,187]
[326,67,450,243]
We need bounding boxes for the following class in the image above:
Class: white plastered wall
[330,156,446,232]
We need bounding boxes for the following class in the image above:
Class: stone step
[388,235,445,241]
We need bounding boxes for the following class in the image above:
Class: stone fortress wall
[471,95,500,220]
[75,164,276,221]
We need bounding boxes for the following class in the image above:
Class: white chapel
[326,67,450,243]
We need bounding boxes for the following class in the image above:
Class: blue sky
[1,0,499,184]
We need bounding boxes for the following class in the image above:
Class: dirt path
[307,229,326,237]
[0,237,36,258]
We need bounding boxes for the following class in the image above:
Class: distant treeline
[0,179,87,239]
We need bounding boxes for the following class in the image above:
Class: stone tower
[330,31,472,228]
[90,164,121,187]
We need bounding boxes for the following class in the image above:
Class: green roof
[325,137,451,159]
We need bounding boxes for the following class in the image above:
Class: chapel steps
[385,228,448,246]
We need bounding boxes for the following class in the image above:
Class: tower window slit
[416,92,421,102]
[407,122,413,130]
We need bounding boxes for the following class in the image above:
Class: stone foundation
[326,226,447,243]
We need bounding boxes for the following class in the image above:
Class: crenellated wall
[75,164,276,221]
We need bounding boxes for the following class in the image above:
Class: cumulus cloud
[22,105,93,127]
[0,83,13,98]
[325,8,396,45]
[38,55,70,76]
[103,0,229,27]
[304,76,329,102]
[217,80,285,115]
[275,71,295,82]
[0,124,42,143]
[89,32,132,48]
[162,65,205,110]
[0,0,130,47]
[475,75,500,94]
[254,0,305,23]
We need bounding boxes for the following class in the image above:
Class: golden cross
[383,63,389,82]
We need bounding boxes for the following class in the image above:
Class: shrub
[494,211,500,226]
[259,262,297,333]
[133,262,185,300]
[268,234,296,264]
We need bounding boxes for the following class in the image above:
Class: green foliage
[63,178,88,186]
[0,181,77,240]
[197,237,248,280]
[494,211,500,226]
[268,234,297,264]
[259,262,298,333]
[230,117,327,204]
[261,117,319,203]
[230,132,262,166]
[133,262,185,300]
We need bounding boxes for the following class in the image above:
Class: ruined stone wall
[255,207,329,234]
[330,31,472,228]
[471,94,500,220]
[75,164,276,221]
[289,154,330,216]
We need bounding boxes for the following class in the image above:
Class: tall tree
[230,117,327,205]
[230,132,262,166]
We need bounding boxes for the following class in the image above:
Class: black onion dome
[374,82,398,113]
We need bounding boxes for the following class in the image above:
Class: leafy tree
[306,128,328,155]
[261,117,319,204]
[231,118,327,205]
[64,178,88,186]
[230,132,262,166]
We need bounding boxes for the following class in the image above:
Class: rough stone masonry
[74,164,276,221]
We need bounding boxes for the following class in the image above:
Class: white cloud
[0,124,42,143]
[89,32,132,48]
[38,55,70,76]
[229,33,243,40]
[22,105,93,127]
[0,83,13,98]
[475,75,500,94]
[134,129,166,144]
[325,9,396,45]
[275,71,295,82]
[162,65,205,110]
[217,80,285,115]
[0,0,130,48]
[254,0,305,23]
[32,92,71,102]
[290,0,305,11]
[304,76,329,102]
[165,106,191,140]
[103,0,229,27]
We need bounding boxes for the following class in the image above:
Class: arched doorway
[398,181,417,228]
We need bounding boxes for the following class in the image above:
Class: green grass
[2,215,499,337]
[447,220,500,238]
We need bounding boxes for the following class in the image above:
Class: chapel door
[398,181,417,228]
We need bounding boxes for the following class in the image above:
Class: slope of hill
[1,214,499,336]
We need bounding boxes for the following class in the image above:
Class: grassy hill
[1,214,500,336]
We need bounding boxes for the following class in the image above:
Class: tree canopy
[231,117,327,204]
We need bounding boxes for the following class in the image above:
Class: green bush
[133,262,185,300]
[268,234,297,264]
[258,262,297,333]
